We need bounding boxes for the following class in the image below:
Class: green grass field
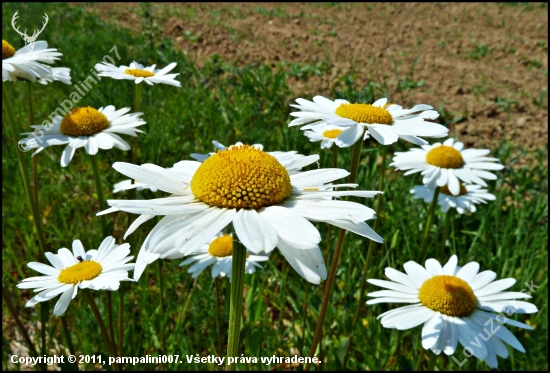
[2,3,548,371]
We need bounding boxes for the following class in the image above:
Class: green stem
[61,316,76,358]
[118,284,124,357]
[132,84,143,166]
[2,83,47,261]
[305,138,364,370]
[26,81,38,209]
[341,146,388,369]
[417,187,441,263]
[89,154,108,237]
[84,292,120,371]
[299,285,310,357]
[3,285,47,371]
[158,260,167,352]
[391,330,402,370]
[226,238,247,367]
[215,277,223,361]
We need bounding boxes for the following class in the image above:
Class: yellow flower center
[190,145,292,210]
[124,68,155,78]
[2,40,16,59]
[60,107,110,137]
[334,103,393,125]
[208,235,233,257]
[418,275,477,317]
[440,183,468,196]
[425,145,465,169]
[58,261,103,285]
[322,129,344,139]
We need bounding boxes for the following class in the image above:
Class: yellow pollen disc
[418,275,477,317]
[425,145,465,169]
[440,183,468,196]
[334,103,393,125]
[208,235,233,257]
[322,129,344,139]
[58,261,103,285]
[2,40,16,59]
[124,68,155,78]
[60,107,110,137]
[191,145,292,210]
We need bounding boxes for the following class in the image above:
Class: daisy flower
[180,233,269,279]
[16,236,135,316]
[289,96,448,146]
[303,123,370,149]
[94,61,181,87]
[367,255,538,368]
[411,183,496,214]
[2,40,71,84]
[391,138,504,196]
[19,105,146,167]
[99,144,383,284]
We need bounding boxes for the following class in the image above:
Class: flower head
[19,105,146,167]
[95,61,181,87]
[289,96,447,146]
[2,40,71,84]
[17,237,134,316]
[303,123,370,149]
[411,184,496,214]
[180,233,269,279]
[367,255,538,368]
[391,138,504,195]
[99,145,383,284]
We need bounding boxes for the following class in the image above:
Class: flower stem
[25,81,38,208]
[118,284,124,358]
[417,187,441,263]
[89,154,108,237]
[2,285,47,371]
[84,291,120,371]
[341,145,388,369]
[305,137,364,370]
[226,238,247,366]
[132,83,143,166]
[2,83,47,261]
[215,277,223,359]
[158,260,167,352]
[391,330,402,370]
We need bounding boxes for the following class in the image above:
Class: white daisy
[19,105,146,167]
[180,233,269,279]
[411,184,496,214]
[94,61,181,87]
[2,40,71,84]
[303,123,370,149]
[16,236,135,316]
[98,144,383,284]
[367,255,538,368]
[289,96,447,146]
[390,138,504,196]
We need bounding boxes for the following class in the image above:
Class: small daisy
[367,255,538,368]
[289,96,448,146]
[180,233,269,279]
[411,183,496,214]
[113,179,158,194]
[99,145,383,284]
[19,105,146,167]
[16,236,135,316]
[391,138,504,195]
[2,40,71,84]
[94,61,181,87]
[303,123,370,149]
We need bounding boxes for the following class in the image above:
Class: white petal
[259,206,320,250]
[366,124,399,145]
[233,209,278,254]
[403,261,430,288]
[53,287,75,316]
[456,262,480,283]
[442,255,458,275]
[475,278,516,296]
[276,239,326,284]
[27,262,59,276]
[422,312,443,349]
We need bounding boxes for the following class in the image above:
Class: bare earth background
[82,2,548,152]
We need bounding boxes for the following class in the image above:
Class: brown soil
[80,2,548,152]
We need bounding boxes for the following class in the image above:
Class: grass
[2,2,548,371]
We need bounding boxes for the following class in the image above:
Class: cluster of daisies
[5,33,536,370]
